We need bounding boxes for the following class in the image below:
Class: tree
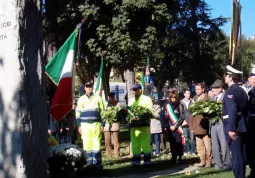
[0,0,47,177]
[157,0,228,86]
[78,0,172,99]
[235,36,255,78]
[43,0,229,92]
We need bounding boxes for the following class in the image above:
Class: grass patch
[99,129,200,177]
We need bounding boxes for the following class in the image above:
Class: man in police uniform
[246,73,255,178]
[222,65,248,178]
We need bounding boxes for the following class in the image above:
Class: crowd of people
[48,65,255,178]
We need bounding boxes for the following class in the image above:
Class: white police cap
[226,65,243,75]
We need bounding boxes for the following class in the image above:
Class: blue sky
[206,0,254,38]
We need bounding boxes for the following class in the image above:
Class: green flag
[94,59,104,96]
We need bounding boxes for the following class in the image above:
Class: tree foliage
[79,0,172,70]
[234,37,255,78]
[43,0,231,89]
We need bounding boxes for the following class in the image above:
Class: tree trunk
[0,0,48,178]
[124,68,134,156]
[125,68,135,103]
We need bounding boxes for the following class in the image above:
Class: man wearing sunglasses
[75,81,105,171]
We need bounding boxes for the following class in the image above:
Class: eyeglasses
[85,85,93,88]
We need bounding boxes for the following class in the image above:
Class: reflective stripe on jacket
[76,94,104,126]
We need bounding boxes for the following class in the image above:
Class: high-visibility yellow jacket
[128,94,153,127]
[76,94,104,126]
[128,94,153,110]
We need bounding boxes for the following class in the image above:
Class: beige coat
[150,104,162,134]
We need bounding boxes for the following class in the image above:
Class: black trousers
[247,116,255,177]
[230,133,247,178]
[170,131,183,163]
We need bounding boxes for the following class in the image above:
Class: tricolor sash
[165,104,185,146]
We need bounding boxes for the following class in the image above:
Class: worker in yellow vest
[128,84,153,169]
[76,81,104,170]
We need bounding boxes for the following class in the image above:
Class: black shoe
[133,165,141,168]
[144,164,151,171]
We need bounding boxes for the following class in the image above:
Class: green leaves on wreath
[102,106,128,124]
[189,101,223,117]
[127,106,154,124]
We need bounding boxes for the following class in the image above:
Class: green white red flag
[145,55,150,76]
[141,71,145,94]
[45,29,78,122]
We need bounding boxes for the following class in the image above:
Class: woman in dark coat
[164,89,185,164]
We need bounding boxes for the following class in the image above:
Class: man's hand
[132,117,137,120]
[66,128,70,131]
[78,127,82,135]
[190,130,194,132]
[170,126,176,131]
[60,129,63,133]
[48,130,51,135]
[101,126,104,132]
[228,131,237,140]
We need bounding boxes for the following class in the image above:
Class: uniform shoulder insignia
[227,95,233,98]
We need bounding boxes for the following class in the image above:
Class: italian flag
[141,71,145,94]
[45,29,78,122]
[93,59,104,96]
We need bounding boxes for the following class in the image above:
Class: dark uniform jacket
[222,84,248,143]
[248,87,255,115]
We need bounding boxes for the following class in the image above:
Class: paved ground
[119,164,200,178]
[85,164,201,178]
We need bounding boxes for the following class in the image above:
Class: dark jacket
[180,99,194,123]
[160,101,184,130]
[223,84,248,143]
[60,110,76,136]
[48,116,59,133]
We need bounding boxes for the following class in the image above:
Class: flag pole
[229,0,234,64]
[76,18,86,62]
[239,0,244,80]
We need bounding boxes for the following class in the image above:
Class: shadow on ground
[169,169,230,178]
[78,157,200,177]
